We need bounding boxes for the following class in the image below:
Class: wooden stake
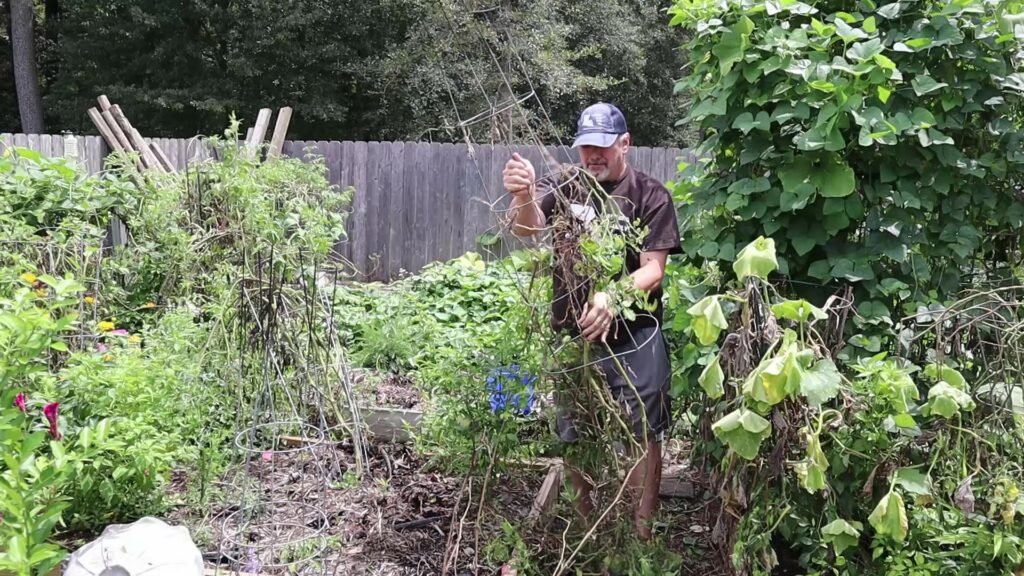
[108,104,162,172]
[150,141,174,172]
[527,462,564,522]
[97,94,112,111]
[245,108,272,157]
[267,106,292,159]
[87,107,124,152]
[101,109,134,153]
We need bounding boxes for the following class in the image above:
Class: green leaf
[923,363,967,390]
[924,382,975,418]
[822,519,863,556]
[892,412,917,428]
[712,408,772,460]
[910,107,936,128]
[847,39,884,62]
[772,299,827,323]
[732,112,756,133]
[835,19,867,42]
[873,53,896,70]
[869,492,908,542]
[877,86,892,103]
[814,158,856,197]
[733,236,779,281]
[801,358,842,406]
[905,37,933,50]
[912,75,949,96]
[862,16,877,33]
[714,19,754,74]
[877,2,903,19]
[894,467,933,496]
[789,231,817,255]
[699,353,726,399]
[687,296,730,346]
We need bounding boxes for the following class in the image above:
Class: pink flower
[14,393,27,413]
[261,451,273,462]
[96,343,109,352]
[108,329,129,336]
[43,403,61,440]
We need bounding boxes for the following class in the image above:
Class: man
[501,102,681,539]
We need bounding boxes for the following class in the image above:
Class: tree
[9,0,44,133]
[36,0,688,144]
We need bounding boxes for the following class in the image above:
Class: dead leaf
[954,474,976,514]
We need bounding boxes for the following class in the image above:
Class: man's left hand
[579,292,615,342]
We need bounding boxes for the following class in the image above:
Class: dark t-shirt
[537,164,682,348]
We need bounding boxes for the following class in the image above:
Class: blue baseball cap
[572,102,628,148]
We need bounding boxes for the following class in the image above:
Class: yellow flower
[98,321,115,332]
[128,335,142,344]
[142,301,157,309]
[84,296,95,305]
[20,272,37,284]
[34,288,47,298]
[102,354,113,362]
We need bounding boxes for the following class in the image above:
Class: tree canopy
[1,0,692,146]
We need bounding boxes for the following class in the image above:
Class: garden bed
[168,436,719,576]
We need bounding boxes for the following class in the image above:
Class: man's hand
[579,291,615,342]
[503,152,536,198]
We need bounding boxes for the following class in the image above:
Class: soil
[352,368,423,411]
[166,436,722,576]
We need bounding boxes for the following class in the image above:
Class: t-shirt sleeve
[536,173,559,220]
[640,181,682,255]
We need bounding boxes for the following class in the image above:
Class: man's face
[578,133,630,182]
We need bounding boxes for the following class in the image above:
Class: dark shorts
[555,325,672,443]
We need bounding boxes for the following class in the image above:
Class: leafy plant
[671,0,1024,338]
[0,275,84,576]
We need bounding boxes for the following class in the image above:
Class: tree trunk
[10,0,44,133]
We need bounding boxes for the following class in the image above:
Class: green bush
[671,0,1024,334]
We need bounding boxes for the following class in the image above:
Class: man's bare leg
[625,440,662,539]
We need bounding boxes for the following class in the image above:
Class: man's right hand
[503,153,536,199]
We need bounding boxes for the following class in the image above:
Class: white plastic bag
[64,517,204,576]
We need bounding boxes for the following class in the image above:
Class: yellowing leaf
[794,426,829,492]
[687,296,729,346]
[733,236,779,281]
[712,408,772,460]
[771,299,827,323]
[822,519,863,556]
[869,492,909,542]
[699,353,726,399]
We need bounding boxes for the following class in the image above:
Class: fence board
[351,141,369,276]
[388,141,406,278]
[411,143,429,272]
[2,132,689,280]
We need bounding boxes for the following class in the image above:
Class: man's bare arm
[631,249,669,293]
[503,152,546,237]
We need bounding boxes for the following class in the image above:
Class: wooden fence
[0,133,693,281]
